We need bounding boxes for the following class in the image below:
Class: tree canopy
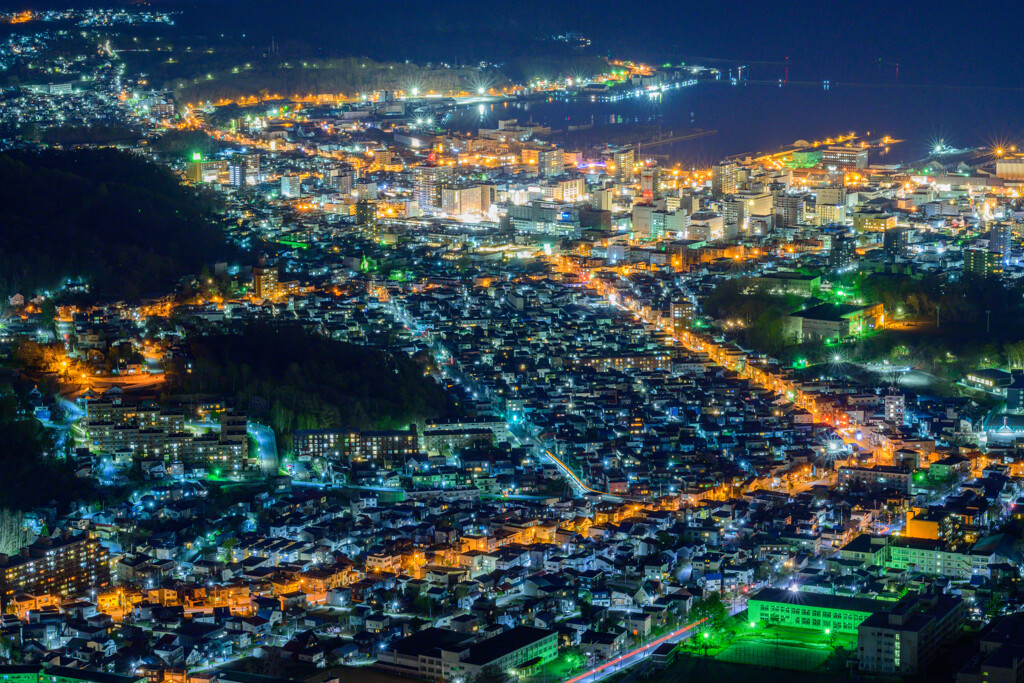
[174,325,458,449]
[0,148,229,301]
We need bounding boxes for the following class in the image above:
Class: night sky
[2,0,1022,89]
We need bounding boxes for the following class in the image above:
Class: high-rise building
[817,185,848,207]
[670,299,694,334]
[712,162,738,196]
[555,177,585,202]
[989,223,1012,256]
[412,164,452,211]
[220,411,248,445]
[632,203,654,238]
[252,264,279,299]
[356,200,377,228]
[883,227,909,262]
[884,393,905,425]
[228,163,246,188]
[242,153,262,180]
[829,235,857,270]
[280,174,302,198]
[592,188,614,211]
[964,249,1003,277]
[775,195,805,227]
[537,148,565,178]
[640,166,662,201]
[613,148,635,184]
[0,533,111,608]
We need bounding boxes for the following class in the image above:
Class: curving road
[248,422,280,476]
[564,617,708,683]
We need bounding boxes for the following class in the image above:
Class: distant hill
[0,148,229,301]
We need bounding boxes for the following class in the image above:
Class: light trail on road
[563,617,708,683]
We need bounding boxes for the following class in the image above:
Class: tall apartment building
[228,163,246,188]
[252,265,279,299]
[711,162,738,196]
[84,400,249,473]
[412,164,453,211]
[964,249,1003,277]
[537,148,565,178]
[828,235,857,270]
[884,393,906,425]
[816,203,847,226]
[858,593,965,675]
[543,177,585,202]
[280,174,302,198]
[613,148,635,184]
[441,185,496,216]
[774,195,805,227]
[989,222,1012,256]
[649,209,689,240]
[592,187,614,211]
[0,533,111,608]
[883,227,909,262]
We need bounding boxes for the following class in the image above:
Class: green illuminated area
[673,612,854,676]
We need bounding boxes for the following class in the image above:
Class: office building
[822,146,868,172]
[508,201,582,235]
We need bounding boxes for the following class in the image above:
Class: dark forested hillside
[0,149,228,301]
[176,325,458,449]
